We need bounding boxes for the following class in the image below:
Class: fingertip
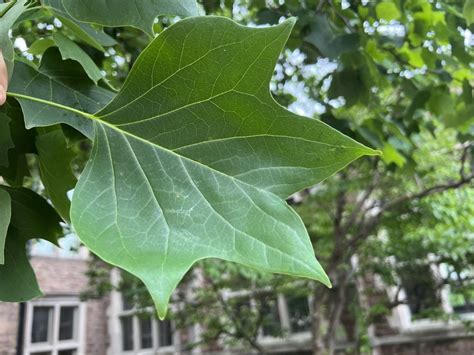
[0,88,6,106]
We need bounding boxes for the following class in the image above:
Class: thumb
[0,50,7,105]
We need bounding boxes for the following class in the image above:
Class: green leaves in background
[36,127,77,222]
[0,100,35,186]
[53,32,103,83]
[43,0,199,35]
[0,0,28,79]
[42,0,117,51]
[375,2,402,21]
[464,0,474,25]
[67,17,378,318]
[304,15,360,59]
[0,187,62,302]
[0,189,11,265]
[10,48,115,138]
[0,113,13,168]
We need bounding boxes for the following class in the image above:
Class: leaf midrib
[7,91,329,277]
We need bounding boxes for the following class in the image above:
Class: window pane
[59,306,77,340]
[31,352,52,355]
[287,295,311,333]
[31,306,52,343]
[58,350,78,355]
[398,264,440,318]
[158,320,173,347]
[139,317,153,349]
[122,293,134,311]
[261,296,281,337]
[121,316,134,351]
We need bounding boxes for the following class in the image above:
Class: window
[260,295,281,337]
[118,295,175,353]
[397,264,441,319]
[24,298,85,355]
[286,294,311,333]
[224,289,312,341]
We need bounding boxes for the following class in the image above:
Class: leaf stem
[6,92,96,121]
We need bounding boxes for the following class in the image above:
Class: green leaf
[43,0,199,36]
[304,15,360,59]
[382,143,406,167]
[0,189,11,265]
[464,0,474,25]
[36,127,77,222]
[0,113,13,168]
[42,0,117,51]
[65,17,378,318]
[0,100,35,186]
[53,32,103,83]
[28,38,55,55]
[376,2,401,21]
[0,187,62,302]
[9,48,115,138]
[0,229,43,301]
[0,0,29,79]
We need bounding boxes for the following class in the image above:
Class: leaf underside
[0,0,29,79]
[62,17,379,318]
[0,187,62,301]
[10,48,115,138]
[43,0,199,35]
[0,189,11,265]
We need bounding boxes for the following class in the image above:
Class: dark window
[122,294,134,311]
[58,350,77,355]
[398,264,440,318]
[59,306,77,340]
[121,316,134,351]
[261,296,281,337]
[31,353,52,355]
[287,295,311,333]
[158,319,173,347]
[31,307,52,343]
[139,317,153,349]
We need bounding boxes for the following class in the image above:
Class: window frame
[222,288,313,343]
[24,297,86,355]
[387,258,474,331]
[117,300,176,354]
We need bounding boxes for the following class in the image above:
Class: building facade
[1,249,473,355]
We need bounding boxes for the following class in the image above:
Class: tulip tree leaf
[9,48,115,138]
[0,0,29,79]
[66,17,378,318]
[464,0,474,25]
[28,38,56,55]
[0,114,14,168]
[0,187,62,302]
[0,100,35,186]
[52,32,103,83]
[43,0,200,36]
[42,0,116,51]
[7,17,378,317]
[0,189,11,265]
[36,127,77,222]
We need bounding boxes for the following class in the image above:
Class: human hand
[0,50,8,105]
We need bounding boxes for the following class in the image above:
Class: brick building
[0,239,473,355]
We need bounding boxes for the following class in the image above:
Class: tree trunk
[325,270,350,355]
[311,284,327,355]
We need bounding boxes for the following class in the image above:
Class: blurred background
[0,0,473,354]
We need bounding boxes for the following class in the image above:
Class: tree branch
[379,173,473,214]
